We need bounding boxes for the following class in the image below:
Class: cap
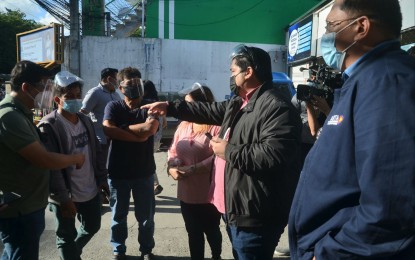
[101,68,118,80]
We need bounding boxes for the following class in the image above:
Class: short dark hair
[340,0,402,38]
[143,80,159,101]
[233,46,272,83]
[10,60,51,91]
[117,67,141,82]
[189,85,215,103]
[101,68,118,80]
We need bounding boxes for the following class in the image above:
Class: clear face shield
[33,79,55,123]
[178,82,207,101]
[230,44,249,59]
[120,78,144,99]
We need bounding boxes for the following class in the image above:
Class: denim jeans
[226,223,284,260]
[180,201,222,260]
[49,193,101,260]
[0,208,45,260]
[108,176,155,255]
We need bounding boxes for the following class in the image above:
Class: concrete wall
[401,0,415,30]
[63,36,286,101]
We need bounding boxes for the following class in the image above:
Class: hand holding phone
[205,132,213,140]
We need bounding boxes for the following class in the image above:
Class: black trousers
[180,201,222,260]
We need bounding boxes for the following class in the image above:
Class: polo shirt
[0,95,49,218]
[82,84,121,144]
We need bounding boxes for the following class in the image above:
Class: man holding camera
[289,0,415,259]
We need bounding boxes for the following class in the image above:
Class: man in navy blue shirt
[103,67,159,260]
[289,0,415,259]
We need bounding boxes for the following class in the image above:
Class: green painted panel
[146,0,321,44]
[146,1,159,37]
[164,0,169,38]
[82,0,105,36]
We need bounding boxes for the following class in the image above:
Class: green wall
[146,0,322,44]
[82,0,105,36]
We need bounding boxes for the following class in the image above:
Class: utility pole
[141,0,145,38]
[69,0,81,75]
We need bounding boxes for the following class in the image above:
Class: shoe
[274,248,290,256]
[141,253,154,260]
[112,253,126,260]
[154,185,163,196]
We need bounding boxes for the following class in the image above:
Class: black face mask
[123,86,140,99]
[229,75,238,96]
[229,71,244,96]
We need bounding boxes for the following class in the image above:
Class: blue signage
[287,15,313,64]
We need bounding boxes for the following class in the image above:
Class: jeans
[180,201,222,260]
[0,208,45,260]
[49,193,101,260]
[109,176,155,255]
[226,223,284,260]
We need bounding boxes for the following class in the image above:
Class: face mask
[321,19,358,71]
[107,77,117,93]
[123,86,141,99]
[229,71,244,96]
[62,99,83,114]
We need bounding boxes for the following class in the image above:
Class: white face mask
[321,18,358,71]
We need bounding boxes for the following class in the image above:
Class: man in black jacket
[142,45,302,259]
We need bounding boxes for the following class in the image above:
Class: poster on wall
[287,14,315,64]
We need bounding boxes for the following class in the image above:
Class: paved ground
[1,150,290,259]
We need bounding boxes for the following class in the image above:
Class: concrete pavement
[1,150,291,259]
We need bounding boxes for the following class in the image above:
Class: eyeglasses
[325,17,358,31]
[31,79,52,90]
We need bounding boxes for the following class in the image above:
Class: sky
[0,0,60,26]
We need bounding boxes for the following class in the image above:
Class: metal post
[69,0,81,75]
[105,12,111,36]
[141,0,145,38]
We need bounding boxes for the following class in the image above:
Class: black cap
[101,68,118,80]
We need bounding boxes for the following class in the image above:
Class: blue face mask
[62,99,83,114]
[321,19,358,71]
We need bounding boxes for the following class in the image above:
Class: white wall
[401,0,415,30]
[63,37,285,101]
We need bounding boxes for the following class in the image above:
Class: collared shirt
[82,83,121,144]
[209,86,259,213]
[343,40,400,81]
[0,95,49,218]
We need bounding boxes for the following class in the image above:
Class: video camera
[296,64,342,102]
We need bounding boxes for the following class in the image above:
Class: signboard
[287,14,314,64]
[16,23,64,65]
[19,27,54,62]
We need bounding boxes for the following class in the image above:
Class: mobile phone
[205,132,213,140]
[0,191,21,205]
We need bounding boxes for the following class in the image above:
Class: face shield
[54,71,84,88]
[120,78,144,99]
[33,79,55,123]
[178,82,207,101]
[230,44,254,63]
